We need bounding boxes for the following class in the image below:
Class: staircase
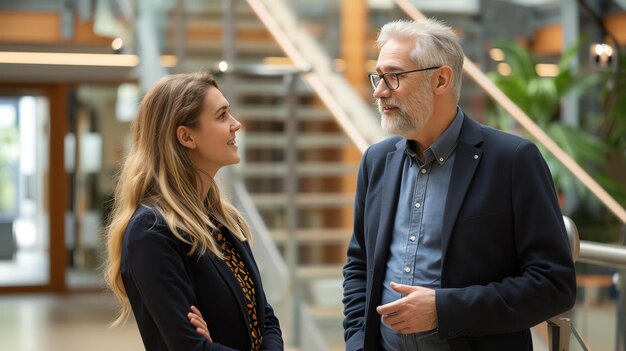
[238,73,355,350]
[164,1,360,348]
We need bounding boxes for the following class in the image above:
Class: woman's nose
[231,118,242,132]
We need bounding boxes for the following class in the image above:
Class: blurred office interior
[0,0,625,350]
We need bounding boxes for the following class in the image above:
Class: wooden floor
[0,293,143,351]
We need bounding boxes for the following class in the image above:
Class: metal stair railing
[244,0,626,229]
[230,177,331,350]
[220,63,333,350]
[546,215,626,351]
[546,216,592,351]
[547,317,592,351]
[230,177,291,332]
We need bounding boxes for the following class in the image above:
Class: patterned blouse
[214,224,262,351]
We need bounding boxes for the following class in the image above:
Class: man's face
[373,37,434,138]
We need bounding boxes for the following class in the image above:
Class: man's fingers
[388,318,410,332]
[376,300,401,316]
[390,282,418,294]
[380,311,402,326]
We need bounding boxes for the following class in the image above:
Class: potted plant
[487,40,626,242]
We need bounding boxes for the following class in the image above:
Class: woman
[105,72,283,351]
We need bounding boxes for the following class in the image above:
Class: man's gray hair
[377,19,464,102]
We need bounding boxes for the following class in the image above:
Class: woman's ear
[176,125,196,149]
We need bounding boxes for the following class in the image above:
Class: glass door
[0,95,50,287]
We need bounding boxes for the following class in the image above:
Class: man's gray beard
[378,92,432,137]
[380,108,415,135]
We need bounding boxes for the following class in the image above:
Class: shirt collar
[405,107,464,166]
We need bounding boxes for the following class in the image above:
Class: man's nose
[373,80,391,99]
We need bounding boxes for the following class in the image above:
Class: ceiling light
[218,60,229,72]
[535,64,559,77]
[489,48,505,61]
[590,43,614,68]
[111,38,124,51]
[0,52,177,67]
[497,62,511,76]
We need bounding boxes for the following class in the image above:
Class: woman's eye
[218,108,231,120]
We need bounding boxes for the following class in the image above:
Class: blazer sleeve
[125,214,238,351]
[435,141,577,338]
[342,147,371,351]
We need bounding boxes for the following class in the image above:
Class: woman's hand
[188,305,212,342]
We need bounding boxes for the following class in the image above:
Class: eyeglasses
[368,66,441,91]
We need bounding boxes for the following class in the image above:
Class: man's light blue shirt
[380,109,464,351]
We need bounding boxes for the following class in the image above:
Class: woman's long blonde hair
[105,72,251,325]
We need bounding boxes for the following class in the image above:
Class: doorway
[0,94,50,287]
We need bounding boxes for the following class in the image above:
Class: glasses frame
[368,66,442,91]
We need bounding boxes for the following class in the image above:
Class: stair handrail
[246,0,625,224]
[231,177,333,350]
[245,0,386,153]
[394,0,626,225]
[231,179,290,317]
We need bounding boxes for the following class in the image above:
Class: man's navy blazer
[343,113,577,351]
[121,206,283,351]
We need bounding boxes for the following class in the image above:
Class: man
[342,19,576,351]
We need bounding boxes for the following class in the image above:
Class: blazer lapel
[371,143,406,287]
[440,115,483,265]
[207,236,250,330]
[227,231,267,331]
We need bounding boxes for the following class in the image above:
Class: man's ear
[433,66,453,95]
[176,125,196,149]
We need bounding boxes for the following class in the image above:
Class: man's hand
[376,282,438,334]
[188,305,212,342]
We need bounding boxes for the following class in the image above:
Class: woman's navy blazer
[121,205,283,351]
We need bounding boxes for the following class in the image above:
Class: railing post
[283,71,300,347]
[617,268,625,351]
[136,0,167,90]
[547,317,573,351]
[618,221,626,351]
[173,0,186,71]
[221,0,236,101]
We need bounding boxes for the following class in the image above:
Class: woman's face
[186,86,242,177]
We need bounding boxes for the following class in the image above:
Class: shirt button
[439,157,444,162]
[420,168,427,174]
[415,202,421,208]
[404,267,411,273]
[409,235,416,241]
